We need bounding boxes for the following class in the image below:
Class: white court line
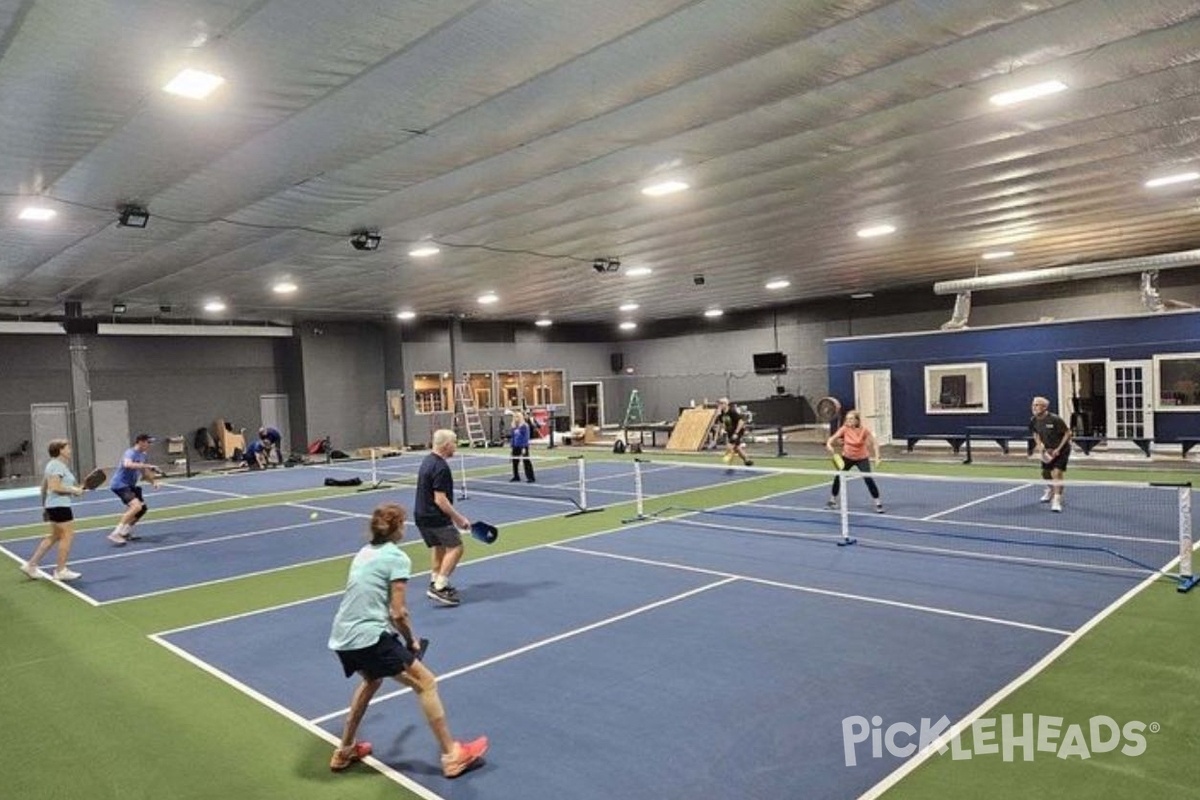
[744,497,1175,547]
[148,634,447,800]
[1,486,374,543]
[68,516,352,567]
[142,481,815,631]
[921,483,1030,520]
[307,578,738,725]
[107,504,572,605]
[0,484,197,516]
[856,546,1195,800]
[550,543,1071,636]
[164,482,249,499]
[0,546,103,606]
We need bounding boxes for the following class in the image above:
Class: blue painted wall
[827,311,1200,441]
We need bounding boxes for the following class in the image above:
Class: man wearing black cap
[106,434,160,546]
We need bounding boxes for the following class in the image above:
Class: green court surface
[2,455,1197,799]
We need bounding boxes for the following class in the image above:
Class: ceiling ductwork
[933,249,1200,296]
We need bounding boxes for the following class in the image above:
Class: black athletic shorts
[336,631,415,679]
[44,507,74,523]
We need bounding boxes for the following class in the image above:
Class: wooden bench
[904,435,967,454]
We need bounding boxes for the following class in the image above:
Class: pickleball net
[624,458,1196,589]
[455,452,601,515]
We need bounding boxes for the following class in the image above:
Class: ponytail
[368,503,407,545]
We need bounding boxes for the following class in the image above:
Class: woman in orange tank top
[825,410,884,513]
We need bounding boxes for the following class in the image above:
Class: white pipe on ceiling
[933,249,1200,295]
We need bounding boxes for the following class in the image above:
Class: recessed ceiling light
[989,80,1067,107]
[625,267,653,277]
[641,180,689,197]
[704,308,724,318]
[163,68,225,99]
[981,250,1015,260]
[765,279,791,290]
[272,281,298,294]
[203,300,227,312]
[477,292,499,305]
[619,321,637,330]
[850,292,874,299]
[396,310,416,321]
[1144,172,1200,189]
[408,245,440,258]
[619,302,639,312]
[18,206,55,221]
[856,224,896,238]
[534,318,552,327]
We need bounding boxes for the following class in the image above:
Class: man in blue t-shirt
[258,426,284,465]
[414,429,471,607]
[242,438,268,470]
[107,434,160,546]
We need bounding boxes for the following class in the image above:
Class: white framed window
[924,362,990,414]
[1154,353,1200,411]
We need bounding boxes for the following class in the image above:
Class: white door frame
[853,369,892,445]
[30,403,71,477]
[1106,360,1154,442]
[259,394,290,455]
[569,381,604,428]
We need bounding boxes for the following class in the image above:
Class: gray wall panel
[299,322,386,451]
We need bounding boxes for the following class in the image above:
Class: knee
[1041,467,1052,480]
[409,667,438,695]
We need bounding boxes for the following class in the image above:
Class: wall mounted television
[753,351,788,374]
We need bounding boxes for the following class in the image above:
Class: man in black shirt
[716,398,754,467]
[414,429,471,606]
[1029,396,1072,512]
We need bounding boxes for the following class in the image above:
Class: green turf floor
[2,455,1197,799]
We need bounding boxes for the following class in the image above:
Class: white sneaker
[53,568,81,581]
[1051,497,1062,513]
[107,531,127,546]
[1039,489,1053,503]
[21,563,40,579]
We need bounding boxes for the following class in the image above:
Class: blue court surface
[151,481,1160,800]
[0,456,765,604]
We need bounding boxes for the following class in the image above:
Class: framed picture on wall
[924,362,989,414]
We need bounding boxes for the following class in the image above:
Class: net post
[836,484,856,546]
[457,451,468,502]
[621,458,649,523]
[576,456,587,510]
[565,455,604,517]
[963,429,974,465]
[1177,484,1197,593]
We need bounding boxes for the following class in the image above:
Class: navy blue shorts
[44,507,74,523]
[112,485,145,507]
[336,631,415,680]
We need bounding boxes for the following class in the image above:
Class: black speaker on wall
[610,352,624,373]
[62,318,99,335]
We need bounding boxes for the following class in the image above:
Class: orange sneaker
[441,736,488,778]
[330,741,372,772]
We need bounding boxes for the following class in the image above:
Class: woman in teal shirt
[22,439,86,581]
[327,502,488,779]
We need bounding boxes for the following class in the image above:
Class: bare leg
[54,523,76,572]
[398,661,454,754]
[26,527,62,569]
[337,676,383,751]
[438,545,464,583]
